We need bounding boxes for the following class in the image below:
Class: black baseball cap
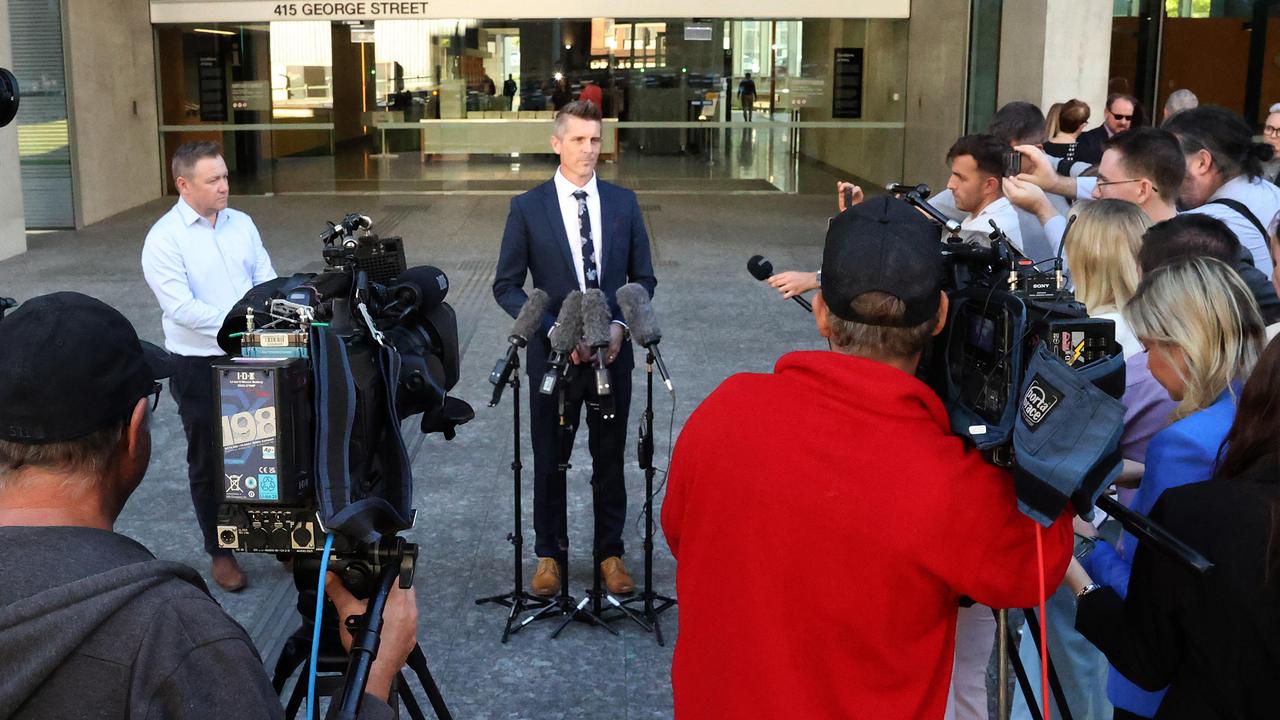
[821,196,944,326]
[0,292,172,443]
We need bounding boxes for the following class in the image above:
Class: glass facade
[1110,0,1278,127]
[155,17,908,195]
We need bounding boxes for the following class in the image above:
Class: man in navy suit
[493,100,657,597]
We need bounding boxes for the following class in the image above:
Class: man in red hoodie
[661,197,1073,718]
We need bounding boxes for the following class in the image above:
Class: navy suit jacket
[493,177,657,378]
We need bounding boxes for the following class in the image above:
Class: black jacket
[1076,468,1280,718]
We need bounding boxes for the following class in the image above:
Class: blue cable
[308,533,336,720]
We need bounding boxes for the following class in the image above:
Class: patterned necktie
[572,189,600,289]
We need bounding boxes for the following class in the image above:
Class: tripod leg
[1004,620,1044,720]
[396,672,428,720]
[407,645,454,720]
[1021,608,1075,720]
[284,659,310,720]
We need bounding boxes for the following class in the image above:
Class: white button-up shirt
[141,198,277,356]
[961,196,1025,254]
[553,168,604,291]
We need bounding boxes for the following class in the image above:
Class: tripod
[273,549,452,720]
[475,365,550,642]
[512,368,614,638]
[614,350,676,644]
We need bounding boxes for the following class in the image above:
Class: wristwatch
[815,270,822,286]
[1076,583,1103,601]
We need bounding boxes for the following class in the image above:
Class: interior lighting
[194,28,236,36]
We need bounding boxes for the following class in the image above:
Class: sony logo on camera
[1020,374,1063,431]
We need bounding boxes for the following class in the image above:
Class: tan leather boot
[531,557,561,597]
[600,556,635,595]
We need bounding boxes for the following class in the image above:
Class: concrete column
[0,0,26,261]
[903,0,970,189]
[63,0,161,227]
[997,0,1112,127]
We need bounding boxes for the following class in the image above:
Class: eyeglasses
[1109,113,1134,121]
[1264,125,1280,137]
[146,381,163,412]
[1095,178,1155,193]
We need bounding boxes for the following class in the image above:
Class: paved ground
[0,189,842,719]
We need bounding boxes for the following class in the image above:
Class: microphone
[489,289,550,407]
[617,283,672,393]
[389,265,449,316]
[581,288,616,419]
[885,182,931,199]
[747,255,812,312]
[540,291,584,396]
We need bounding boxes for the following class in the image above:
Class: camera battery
[213,358,312,506]
[1046,317,1116,368]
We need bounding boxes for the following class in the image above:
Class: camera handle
[333,558,453,720]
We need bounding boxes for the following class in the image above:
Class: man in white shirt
[946,134,1024,253]
[141,141,276,591]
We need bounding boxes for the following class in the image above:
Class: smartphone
[1003,150,1022,177]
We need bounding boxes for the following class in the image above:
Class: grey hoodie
[0,526,392,719]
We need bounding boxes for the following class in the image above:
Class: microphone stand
[513,365,616,639]
[615,349,677,644]
[474,358,550,642]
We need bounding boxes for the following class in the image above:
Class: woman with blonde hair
[1076,256,1265,719]
[1064,199,1148,357]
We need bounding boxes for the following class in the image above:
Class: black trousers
[169,354,229,558]
[528,362,632,563]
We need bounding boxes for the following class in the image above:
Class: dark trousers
[169,354,229,558]
[529,362,632,563]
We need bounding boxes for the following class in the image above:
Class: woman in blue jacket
[1077,256,1264,718]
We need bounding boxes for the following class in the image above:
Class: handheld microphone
[540,291,584,396]
[581,289,616,419]
[617,283,673,394]
[747,255,812,312]
[489,289,549,406]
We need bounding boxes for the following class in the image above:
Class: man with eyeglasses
[1262,103,1280,186]
[0,292,418,719]
[1076,93,1137,166]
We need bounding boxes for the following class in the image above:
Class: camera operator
[0,293,416,719]
[661,198,1073,719]
[1066,333,1280,719]
[1075,256,1264,718]
[141,140,278,592]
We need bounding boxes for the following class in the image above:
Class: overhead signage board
[151,0,909,22]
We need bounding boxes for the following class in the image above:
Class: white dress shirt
[553,168,604,291]
[961,196,1025,254]
[141,198,277,356]
[1185,175,1280,279]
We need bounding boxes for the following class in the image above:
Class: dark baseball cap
[821,196,944,326]
[0,292,172,443]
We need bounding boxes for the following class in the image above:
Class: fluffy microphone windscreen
[511,289,550,342]
[547,291,584,353]
[395,266,450,313]
[616,283,660,346]
[581,289,613,348]
[747,255,774,281]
